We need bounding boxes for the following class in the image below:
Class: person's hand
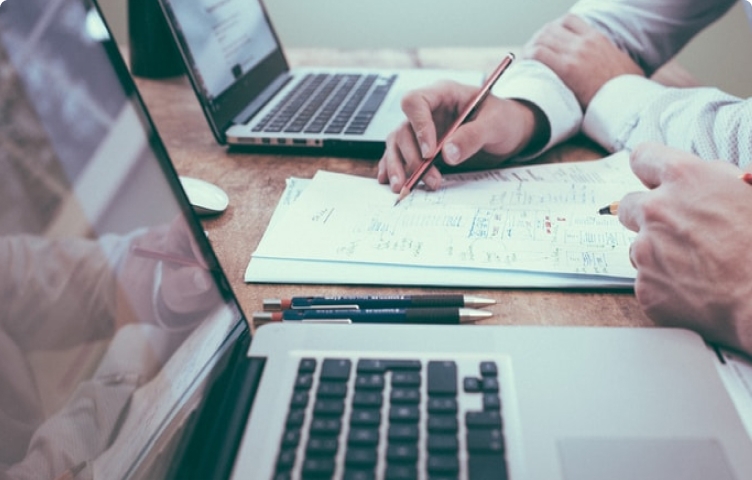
[377,80,547,193]
[617,142,752,356]
[523,14,645,109]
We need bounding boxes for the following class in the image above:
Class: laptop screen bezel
[155,0,291,144]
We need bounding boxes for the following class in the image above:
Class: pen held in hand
[394,52,516,206]
[253,307,493,325]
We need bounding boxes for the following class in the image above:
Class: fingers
[616,191,646,232]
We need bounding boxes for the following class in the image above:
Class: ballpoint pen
[263,294,496,311]
[394,52,515,206]
[252,307,493,325]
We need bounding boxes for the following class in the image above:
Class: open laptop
[2,1,752,480]
[153,0,483,156]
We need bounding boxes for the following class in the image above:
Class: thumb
[441,121,489,166]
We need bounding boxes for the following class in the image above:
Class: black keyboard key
[428,397,458,414]
[346,448,378,467]
[392,372,421,387]
[481,377,499,393]
[313,398,345,416]
[309,418,342,436]
[317,381,347,398]
[391,388,420,404]
[348,427,380,446]
[479,361,498,377]
[295,373,314,390]
[466,411,502,429]
[287,409,305,428]
[320,358,351,382]
[390,405,420,423]
[276,449,296,470]
[427,415,458,433]
[350,409,381,426]
[463,377,481,392]
[427,434,458,452]
[280,430,300,448]
[299,358,317,373]
[353,391,383,408]
[344,470,375,480]
[427,454,459,475]
[357,359,421,373]
[467,429,504,453]
[427,361,457,396]
[290,391,309,408]
[483,394,501,411]
[467,453,507,480]
[306,437,339,456]
[302,458,336,478]
[385,464,417,480]
[355,374,385,390]
[387,444,419,463]
[388,424,419,442]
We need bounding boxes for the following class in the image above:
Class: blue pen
[252,307,492,325]
[262,294,496,311]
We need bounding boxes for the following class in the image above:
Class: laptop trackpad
[558,438,735,480]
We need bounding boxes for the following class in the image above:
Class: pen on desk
[131,246,207,269]
[263,294,496,311]
[394,52,515,206]
[598,201,619,216]
[253,307,493,325]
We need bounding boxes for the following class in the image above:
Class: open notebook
[2,1,752,480]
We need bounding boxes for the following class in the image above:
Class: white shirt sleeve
[492,59,582,161]
[584,75,752,167]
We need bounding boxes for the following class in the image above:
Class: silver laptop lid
[0,0,246,478]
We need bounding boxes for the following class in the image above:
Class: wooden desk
[134,48,659,330]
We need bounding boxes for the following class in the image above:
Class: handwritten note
[247,152,644,287]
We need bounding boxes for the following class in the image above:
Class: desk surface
[134,47,668,331]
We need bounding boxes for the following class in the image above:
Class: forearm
[570,0,736,75]
[584,75,752,166]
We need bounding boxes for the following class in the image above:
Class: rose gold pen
[394,52,515,206]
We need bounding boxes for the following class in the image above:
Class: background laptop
[1,1,752,480]
[154,0,484,156]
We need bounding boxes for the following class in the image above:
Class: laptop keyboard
[252,73,396,136]
[274,357,509,480]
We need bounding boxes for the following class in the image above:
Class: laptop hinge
[167,329,266,480]
[233,73,292,126]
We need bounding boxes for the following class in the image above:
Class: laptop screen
[158,0,291,142]
[0,0,245,478]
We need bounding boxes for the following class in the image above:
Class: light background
[99,0,752,97]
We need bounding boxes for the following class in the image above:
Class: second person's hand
[377,80,547,193]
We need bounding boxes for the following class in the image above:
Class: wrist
[506,99,550,158]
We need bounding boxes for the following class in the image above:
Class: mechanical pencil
[252,307,492,325]
[262,294,496,311]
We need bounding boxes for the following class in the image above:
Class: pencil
[394,52,515,206]
[598,201,619,216]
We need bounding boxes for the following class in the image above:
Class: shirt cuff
[583,75,668,152]
[492,59,583,160]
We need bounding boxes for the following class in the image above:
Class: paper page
[250,153,643,283]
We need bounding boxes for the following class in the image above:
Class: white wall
[99,0,752,96]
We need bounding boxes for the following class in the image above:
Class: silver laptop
[154,0,483,156]
[1,1,751,480]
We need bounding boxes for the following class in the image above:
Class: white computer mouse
[179,176,229,216]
